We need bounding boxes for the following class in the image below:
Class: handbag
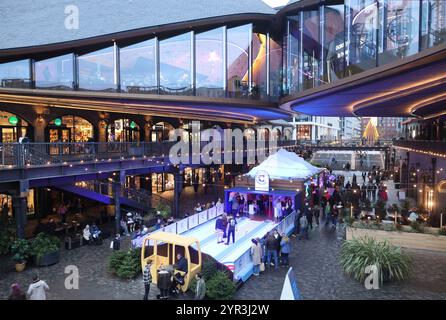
[110,241,114,249]
[259,262,265,272]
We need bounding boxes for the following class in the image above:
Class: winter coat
[27,280,49,300]
[280,239,291,254]
[250,243,262,265]
[266,235,279,251]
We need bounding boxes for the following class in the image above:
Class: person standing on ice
[215,216,224,244]
[226,215,237,245]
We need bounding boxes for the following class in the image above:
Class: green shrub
[10,238,30,263]
[339,236,411,284]
[374,200,387,218]
[382,223,397,232]
[109,249,141,279]
[438,228,446,236]
[155,202,171,219]
[205,271,236,300]
[409,221,423,233]
[0,226,15,255]
[201,258,219,280]
[30,233,60,258]
[343,215,355,227]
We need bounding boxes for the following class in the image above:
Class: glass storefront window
[346,0,378,75]
[252,30,268,99]
[421,0,446,49]
[151,122,174,142]
[78,47,115,91]
[120,39,157,93]
[0,190,34,217]
[301,10,322,90]
[47,115,93,143]
[227,24,251,98]
[159,32,192,95]
[0,111,29,143]
[0,60,31,88]
[269,37,282,98]
[378,0,420,65]
[324,4,346,83]
[195,27,224,97]
[108,119,140,142]
[286,16,301,94]
[35,54,74,89]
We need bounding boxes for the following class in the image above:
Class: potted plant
[30,233,60,267]
[10,238,30,272]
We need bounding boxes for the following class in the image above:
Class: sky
[262,0,290,8]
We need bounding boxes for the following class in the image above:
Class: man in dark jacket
[265,232,279,269]
[226,215,237,245]
[174,253,188,273]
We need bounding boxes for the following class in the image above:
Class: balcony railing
[0,140,297,169]
[393,140,446,156]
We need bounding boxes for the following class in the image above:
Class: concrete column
[113,182,121,235]
[13,194,27,239]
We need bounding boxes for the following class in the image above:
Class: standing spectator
[193,173,199,193]
[372,183,377,202]
[250,239,262,276]
[293,209,301,237]
[195,273,206,300]
[306,205,314,230]
[221,213,228,239]
[313,204,320,227]
[8,283,26,300]
[27,274,49,300]
[112,233,121,250]
[266,232,279,269]
[280,234,291,267]
[299,214,309,240]
[195,203,203,213]
[226,215,237,245]
[143,262,152,300]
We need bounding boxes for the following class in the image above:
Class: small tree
[205,271,236,300]
[10,239,30,263]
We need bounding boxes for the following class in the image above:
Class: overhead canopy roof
[279,44,446,119]
[247,148,322,180]
[0,0,276,51]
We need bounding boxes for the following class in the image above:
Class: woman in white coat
[250,238,263,276]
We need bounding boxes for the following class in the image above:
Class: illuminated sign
[8,116,18,125]
[54,118,62,126]
[255,170,269,192]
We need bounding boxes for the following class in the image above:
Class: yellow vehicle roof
[146,231,199,246]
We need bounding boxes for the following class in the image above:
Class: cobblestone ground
[235,223,446,300]
[0,233,192,300]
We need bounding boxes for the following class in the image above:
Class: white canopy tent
[247,148,323,180]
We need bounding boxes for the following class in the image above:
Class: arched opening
[151,122,174,142]
[284,128,293,141]
[47,115,94,142]
[0,110,32,143]
[107,119,140,142]
[272,128,282,141]
[258,127,270,141]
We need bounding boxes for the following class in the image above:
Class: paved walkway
[0,232,191,300]
[235,223,446,300]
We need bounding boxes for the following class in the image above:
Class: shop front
[0,111,31,143]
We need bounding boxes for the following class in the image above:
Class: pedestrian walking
[306,205,313,230]
[143,263,152,300]
[313,204,320,227]
[299,214,309,240]
[27,274,49,300]
[195,273,206,300]
[8,283,26,300]
[112,233,121,250]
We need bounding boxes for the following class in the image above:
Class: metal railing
[0,140,297,169]
[393,140,446,155]
[75,180,172,211]
[299,139,394,148]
